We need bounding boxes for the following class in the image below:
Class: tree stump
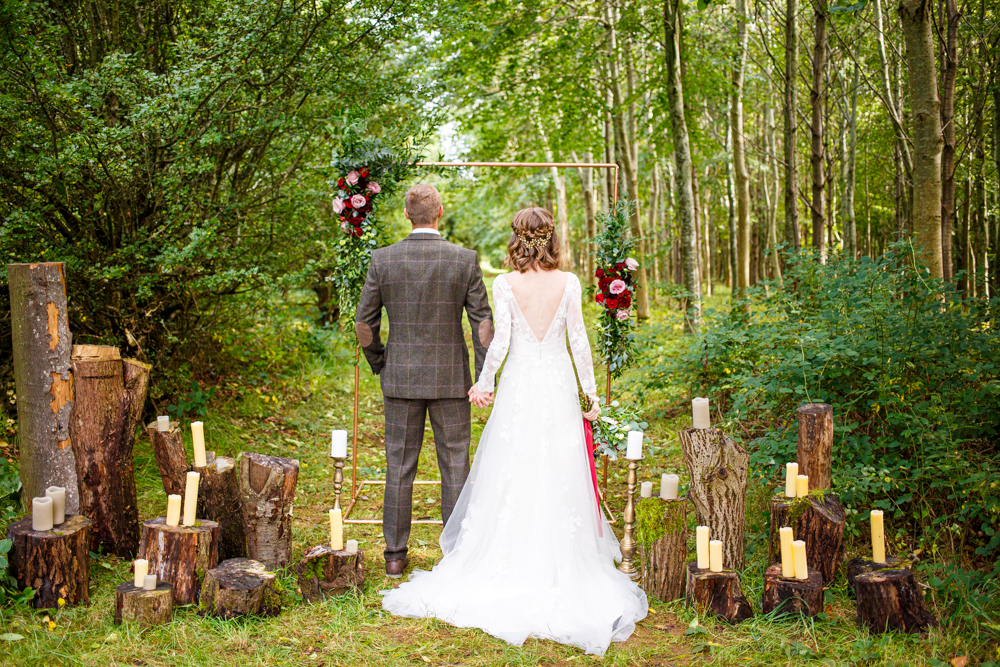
[195,453,246,560]
[636,498,688,602]
[846,555,905,591]
[797,403,834,491]
[200,558,278,618]
[855,569,936,634]
[679,427,749,570]
[6,514,91,608]
[114,581,174,626]
[296,545,366,603]
[761,563,824,617]
[8,262,80,514]
[146,420,189,497]
[767,493,845,584]
[69,345,150,557]
[685,563,754,624]
[138,517,219,605]
[239,453,299,569]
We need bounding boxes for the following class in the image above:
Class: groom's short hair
[405,184,442,227]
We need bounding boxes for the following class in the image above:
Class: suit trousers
[382,395,471,561]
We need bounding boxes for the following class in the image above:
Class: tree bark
[732,0,751,297]
[571,150,597,282]
[7,514,91,608]
[855,569,936,633]
[685,563,754,624]
[138,517,220,604]
[762,563,823,616]
[784,0,801,251]
[767,493,845,583]
[847,555,905,590]
[636,498,687,602]
[194,452,246,560]
[725,118,739,289]
[765,82,783,283]
[541,138,572,271]
[959,179,971,294]
[239,452,299,570]
[842,64,859,259]
[200,558,277,618]
[899,0,944,277]
[939,0,959,281]
[7,262,79,514]
[296,545,366,603]
[797,403,833,491]
[810,7,828,262]
[69,345,149,557]
[146,420,189,497]
[114,581,173,626]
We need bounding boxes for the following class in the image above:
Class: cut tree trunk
[138,517,219,605]
[69,345,150,557]
[761,563,824,617]
[239,453,299,569]
[767,493,845,584]
[6,514,91,608]
[679,427,749,570]
[855,569,935,633]
[846,555,905,591]
[636,498,688,602]
[7,262,79,514]
[685,563,754,624]
[200,558,277,618]
[296,545,366,603]
[797,403,833,491]
[146,420,189,497]
[114,581,174,626]
[195,452,246,560]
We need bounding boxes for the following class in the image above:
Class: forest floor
[0,277,984,666]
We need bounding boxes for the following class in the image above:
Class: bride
[382,207,648,655]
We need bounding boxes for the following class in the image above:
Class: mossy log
[296,545,365,603]
[797,403,833,491]
[635,498,688,602]
[200,558,277,618]
[114,581,174,626]
[6,514,91,608]
[138,517,219,605]
[239,453,298,569]
[685,563,754,624]
[146,421,189,497]
[846,555,905,591]
[761,563,824,617]
[855,569,936,634]
[194,453,246,560]
[767,492,845,584]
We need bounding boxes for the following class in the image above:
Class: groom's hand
[468,386,494,409]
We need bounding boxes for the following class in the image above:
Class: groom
[355,184,494,577]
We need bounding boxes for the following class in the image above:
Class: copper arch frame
[343,160,620,525]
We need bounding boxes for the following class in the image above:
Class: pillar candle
[191,421,207,468]
[331,430,348,458]
[133,559,148,588]
[660,474,679,500]
[156,415,170,432]
[785,462,799,497]
[795,474,809,498]
[692,397,710,429]
[329,508,343,551]
[626,430,643,459]
[709,540,723,572]
[779,526,795,578]
[45,486,66,524]
[871,510,886,564]
[345,539,359,555]
[165,494,182,526]
[640,481,653,498]
[143,574,157,591]
[793,540,809,580]
[182,471,200,526]
[32,497,54,532]
[696,526,710,569]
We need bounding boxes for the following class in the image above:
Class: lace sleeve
[566,274,598,402]
[476,278,512,393]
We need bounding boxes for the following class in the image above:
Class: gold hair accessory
[516,229,552,248]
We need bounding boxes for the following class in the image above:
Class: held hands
[582,396,601,422]
[468,385,495,409]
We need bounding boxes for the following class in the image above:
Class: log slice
[296,545,365,603]
[635,497,688,602]
[761,563,824,617]
[797,403,833,491]
[767,492,845,584]
[854,569,936,634]
[846,555,905,591]
[195,453,247,560]
[114,582,174,626]
[146,421,189,497]
[138,517,219,605]
[239,453,299,569]
[685,562,754,624]
[6,514,91,608]
[200,558,278,618]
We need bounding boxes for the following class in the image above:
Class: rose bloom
[609,279,627,295]
[595,293,605,304]
[346,170,360,185]
[337,177,346,189]
[616,309,630,321]
[598,276,611,290]
[350,194,367,208]
[332,197,345,214]
[595,268,605,278]
[625,257,639,271]
[359,167,370,178]
[606,297,619,309]
[618,292,632,308]
[616,261,625,269]
[340,220,349,233]
[367,181,381,194]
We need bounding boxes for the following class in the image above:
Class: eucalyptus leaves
[593,400,649,459]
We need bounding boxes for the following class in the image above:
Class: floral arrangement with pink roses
[590,200,641,379]
[333,166,386,238]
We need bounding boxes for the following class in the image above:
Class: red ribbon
[583,418,603,537]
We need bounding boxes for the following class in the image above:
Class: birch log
[8,263,78,513]
[239,453,299,569]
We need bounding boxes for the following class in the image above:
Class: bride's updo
[504,207,561,272]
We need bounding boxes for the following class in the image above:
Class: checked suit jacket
[354,232,494,397]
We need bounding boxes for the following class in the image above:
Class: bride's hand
[468,386,494,409]
[583,397,601,422]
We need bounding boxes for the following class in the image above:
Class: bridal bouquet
[591,200,641,379]
[333,166,384,238]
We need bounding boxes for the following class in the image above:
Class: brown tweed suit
[355,232,493,561]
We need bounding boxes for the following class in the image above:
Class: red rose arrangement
[595,257,639,321]
[332,166,384,238]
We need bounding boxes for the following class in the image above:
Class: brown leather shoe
[385,556,409,579]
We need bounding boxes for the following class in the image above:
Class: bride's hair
[504,207,560,272]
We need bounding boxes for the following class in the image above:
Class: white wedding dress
[382,273,648,655]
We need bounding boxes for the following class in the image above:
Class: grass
[0,282,992,666]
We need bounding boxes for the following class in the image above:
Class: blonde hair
[504,207,560,272]
[405,184,442,227]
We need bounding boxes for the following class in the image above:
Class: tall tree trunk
[959,179,971,294]
[571,151,598,283]
[703,186,713,296]
[765,84,784,283]
[604,90,615,210]
[939,0,959,281]
[648,162,661,294]
[664,0,701,331]
[842,64,859,259]
[899,0,944,278]
[725,118,738,290]
[537,126,572,271]
[784,0,801,251]
[732,0,751,297]
[810,5,828,262]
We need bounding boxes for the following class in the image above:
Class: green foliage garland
[593,400,648,459]
[590,200,641,379]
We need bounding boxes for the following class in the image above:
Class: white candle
[45,486,66,524]
[696,525,710,569]
[796,474,809,498]
[785,462,799,497]
[779,527,795,578]
[165,494,182,526]
[345,539,359,554]
[156,415,170,432]
[871,510,886,563]
[331,430,348,458]
[660,474,679,500]
[329,508,343,551]
[182,471,200,526]
[191,421,207,468]
[792,540,809,580]
[692,397,710,429]
[32,497,54,531]
[640,481,653,498]
[709,540,723,572]
[133,559,148,588]
[626,430,643,459]
[143,574,157,591]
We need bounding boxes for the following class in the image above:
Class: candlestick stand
[332,456,345,510]
[617,457,641,581]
